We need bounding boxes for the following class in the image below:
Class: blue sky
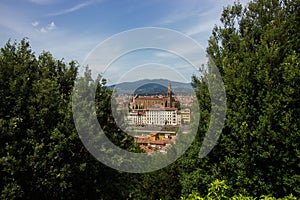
[0,0,249,84]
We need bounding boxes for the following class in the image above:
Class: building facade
[129,83,179,110]
[179,108,191,124]
[127,83,187,126]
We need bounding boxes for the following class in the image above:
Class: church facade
[129,83,179,110]
[127,83,182,126]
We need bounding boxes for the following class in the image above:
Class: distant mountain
[134,83,168,96]
[108,79,194,95]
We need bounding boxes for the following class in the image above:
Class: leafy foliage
[181,179,297,200]
[0,39,135,199]
[183,0,300,198]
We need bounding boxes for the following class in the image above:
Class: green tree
[181,179,297,200]
[0,39,136,199]
[181,0,300,198]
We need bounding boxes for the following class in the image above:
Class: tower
[167,82,172,108]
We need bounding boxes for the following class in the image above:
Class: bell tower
[167,82,172,108]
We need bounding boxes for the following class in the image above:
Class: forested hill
[108,79,194,95]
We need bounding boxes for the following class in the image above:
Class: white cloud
[160,10,199,25]
[83,28,208,84]
[37,21,56,33]
[31,21,39,27]
[157,1,219,26]
[46,21,56,30]
[155,0,252,47]
[0,3,102,64]
[48,0,103,16]
[185,19,218,36]
[40,27,47,33]
[155,51,177,59]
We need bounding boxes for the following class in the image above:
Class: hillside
[108,79,194,95]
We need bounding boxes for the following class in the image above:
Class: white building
[127,111,146,125]
[127,108,181,126]
[179,108,191,124]
[146,108,179,125]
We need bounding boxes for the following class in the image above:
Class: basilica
[127,83,183,126]
[129,83,179,110]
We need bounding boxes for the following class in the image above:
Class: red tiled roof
[134,138,170,145]
[146,107,177,111]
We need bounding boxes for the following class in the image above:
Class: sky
[0,0,250,84]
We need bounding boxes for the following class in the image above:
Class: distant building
[180,108,191,124]
[127,111,146,125]
[134,132,177,154]
[146,108,180,126]
[129,83,179,110]
[127,83,185,126]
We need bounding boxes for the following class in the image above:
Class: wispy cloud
[48,0,101,16]
[160,10,199,25]
[46,21,56,30]
[0,1,103,64]
[157,1,216,26]
[29,0,60,5]
[0,4,33,36]
[155,51,177,59]
[31,21,39,27]
[36,21,56,33]
[185,19,218,36]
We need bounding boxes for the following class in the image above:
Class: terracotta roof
[135,96,166,100]
[134,138,170,145]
